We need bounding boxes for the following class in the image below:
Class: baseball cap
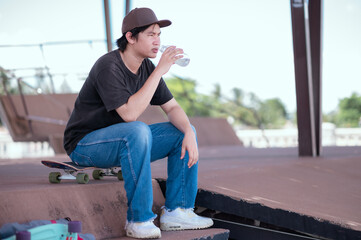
[122,8,172,35]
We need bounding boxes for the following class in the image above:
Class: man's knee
[130,121,152,144]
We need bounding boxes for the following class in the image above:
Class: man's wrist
[184,127,195,136]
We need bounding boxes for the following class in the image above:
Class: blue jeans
[69,121,198,222]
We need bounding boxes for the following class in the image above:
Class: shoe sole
[126,231,161,239]
[160,222,213,231]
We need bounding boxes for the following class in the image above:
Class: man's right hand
[156,46,184,75]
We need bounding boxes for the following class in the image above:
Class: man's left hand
[181,131,199,168]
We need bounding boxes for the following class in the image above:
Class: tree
[0,67,18,95]
[335,92,361,127]
[259,98,288,128]
[165,76,212,117]
[0,67,17,126]
[166,77,289,131]
[211,86,288,129]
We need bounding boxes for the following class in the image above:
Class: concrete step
[111,228,230,240]
[0,168,229,240]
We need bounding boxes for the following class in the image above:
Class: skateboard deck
[41,160,123,184]
[42,160,95,171]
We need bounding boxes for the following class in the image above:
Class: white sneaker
[125,220,161,239]
[160,207,214,231]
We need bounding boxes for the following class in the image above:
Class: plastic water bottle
[159,45,190,67]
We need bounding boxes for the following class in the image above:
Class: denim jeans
[69,121,198,222]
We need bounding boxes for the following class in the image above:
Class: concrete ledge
[0,180,164,239]
[0,180,229,240]
[111,228,230,240]
[0,156,229,240]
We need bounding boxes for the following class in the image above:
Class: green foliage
[165,76,211,117]
[259,98,288,128]
[167,76,360,129]
[0,67,18,95]
[0,67,13,126]
[335,92,361,127]
[165,77,289,129]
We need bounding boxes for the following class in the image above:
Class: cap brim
[156,19,172,28]
[122,19,172,35]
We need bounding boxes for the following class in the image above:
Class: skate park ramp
[189,117,242,147]
[0,94,76,142]
[0,93,241,153]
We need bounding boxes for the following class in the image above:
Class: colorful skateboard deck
[41,160,123,184]
[42,160,95,171]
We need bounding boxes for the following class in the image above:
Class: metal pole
[103,0,113,52]
[290,0,323,156]
[308,0,323,155]
[304,0,317,157]
[125,0,131,15]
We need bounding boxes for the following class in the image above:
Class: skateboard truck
[42,160,123,184]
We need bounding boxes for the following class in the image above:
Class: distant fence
[236,123,361,148]
[1,124,361,158]
[0,128,54,159]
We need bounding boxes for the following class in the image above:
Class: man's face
[134,24,161,59]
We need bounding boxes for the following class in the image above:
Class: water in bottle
[159,45,190,67]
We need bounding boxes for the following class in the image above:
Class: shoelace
[125,220,155,229]
[184,208,197,217]
[140,220,155,226]
[162,206,195,213]
[181,208,195,213]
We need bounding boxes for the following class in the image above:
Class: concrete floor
[151,146,361,233]
[1,145,360,237]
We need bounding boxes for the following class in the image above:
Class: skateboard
[41,160,123,184]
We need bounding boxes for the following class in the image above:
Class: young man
[63,7,213,239]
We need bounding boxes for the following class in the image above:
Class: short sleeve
[94,68,130,112]
[150,78,173,105]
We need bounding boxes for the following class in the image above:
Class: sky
[0,0,360,114]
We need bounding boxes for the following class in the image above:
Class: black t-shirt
[63,50,173,155]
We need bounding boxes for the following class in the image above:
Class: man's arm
[116,68,164,122]
[161,98,198,168]
[116,47,183,122]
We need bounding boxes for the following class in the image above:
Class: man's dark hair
[116,24,151,52]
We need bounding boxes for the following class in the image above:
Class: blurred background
[0,0,360,158]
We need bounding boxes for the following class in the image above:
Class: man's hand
[116,46,183,122]
[181,130,199,168]
[156,46,184,75]
[161,98,199,168]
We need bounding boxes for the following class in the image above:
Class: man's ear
[125,32,135,44]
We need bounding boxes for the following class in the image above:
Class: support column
[308,0,323,155]
[125,0,131,15]
[290,0,322,156]
[103,0,112,52]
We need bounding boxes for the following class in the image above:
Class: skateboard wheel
[92,169,104,180]
[117,170,123,181]
[49,172,61,183]
[16,231,30,240]
[76,173,89,184]
[68,221,82,233]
